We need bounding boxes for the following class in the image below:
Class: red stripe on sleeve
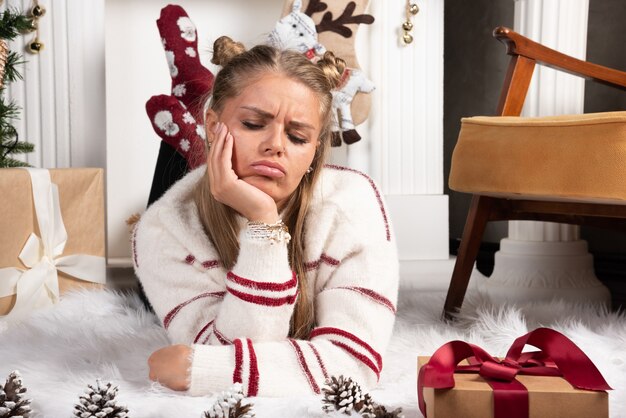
[213,322,232,345]
[319,253,340,266]
[310,327,382,370]
[227,271,297,291]
[334,286,397,314]
[330,341,380,379]
[246,339,259,396]
[233,339,244,384]
[289,339,320,394]
[163,291,225,329]
[307,342,329,380]
[193,320,214,344]
[226,287,298,306]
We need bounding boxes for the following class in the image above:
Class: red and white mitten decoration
[145,5,214,169]
[331,68,375,145]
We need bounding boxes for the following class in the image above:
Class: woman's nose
[263,126,286,154]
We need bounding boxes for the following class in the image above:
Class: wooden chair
[443,26,626,318]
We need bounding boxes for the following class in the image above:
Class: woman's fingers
[208,122,227,191]
[222,132,234,172]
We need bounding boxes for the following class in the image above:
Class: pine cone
[0,370,32,418]
[371,404,404,418]
[321,375,373,416]
[203,383,254,418]
[73,380,129,418]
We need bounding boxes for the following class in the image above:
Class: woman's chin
[244,177,285,202]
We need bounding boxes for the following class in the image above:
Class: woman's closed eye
[242,120,263,130]
[242,120,308,145]
[288,132,307,144]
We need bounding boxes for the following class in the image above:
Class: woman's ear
[205,109,219,138]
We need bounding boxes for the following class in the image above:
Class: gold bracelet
[246,219,291,245]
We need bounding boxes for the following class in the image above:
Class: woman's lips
[250,162,286,178]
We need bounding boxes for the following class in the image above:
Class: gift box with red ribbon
[417,328,611,418]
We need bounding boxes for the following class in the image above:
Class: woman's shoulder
[312,165,391,239]
[316,164,386,208]
[134,166,215,257]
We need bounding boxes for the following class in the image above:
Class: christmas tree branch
[3,51,25,84]
[0,8,33,40]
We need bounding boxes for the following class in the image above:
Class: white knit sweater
[132,164,399,397]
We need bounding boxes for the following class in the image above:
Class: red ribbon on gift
[417,328,612,418]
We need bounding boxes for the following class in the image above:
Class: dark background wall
[444,0,513,243]
[443,0,626,304]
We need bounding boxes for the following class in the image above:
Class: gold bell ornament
[401,1,419,45]
[28,40,44,53]
[26,1,46,54]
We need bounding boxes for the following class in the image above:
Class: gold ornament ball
[31,4,46,18]
[402,20,413,31]
[402,32,413,44]
[28,40,44,53]
[409,3,420,15]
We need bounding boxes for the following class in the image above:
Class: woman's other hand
[148,344,192,391]
[208,122,279,223]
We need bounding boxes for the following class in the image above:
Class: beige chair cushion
[449,111,626,203]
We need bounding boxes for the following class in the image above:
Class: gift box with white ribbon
[0,168,106,318]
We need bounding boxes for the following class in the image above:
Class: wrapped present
[0,168,106,318]
[418,328,611,418]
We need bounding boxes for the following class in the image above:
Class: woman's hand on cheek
[208,122,279,223]
[147,344,192,391]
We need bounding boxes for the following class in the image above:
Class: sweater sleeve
[132,207,296,346]
[212,228,296,342]
[189,170,399,397]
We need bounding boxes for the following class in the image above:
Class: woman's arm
[133,214,297,345]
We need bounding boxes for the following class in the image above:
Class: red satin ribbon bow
[417,328,612,418]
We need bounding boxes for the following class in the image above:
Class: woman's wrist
[245,219,291,245]
[242,207,279,225]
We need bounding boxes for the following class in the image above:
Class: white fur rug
[1,286,625,418]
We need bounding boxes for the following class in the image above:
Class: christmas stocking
[278,0,375,146]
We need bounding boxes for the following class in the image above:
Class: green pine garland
[0,8,33,39]
[0,7,34,168]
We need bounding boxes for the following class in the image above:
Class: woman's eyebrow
[241,106,274,119]
[241,105,314,130]
[288,120,315,130]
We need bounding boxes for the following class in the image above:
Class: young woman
[132,36,399,397]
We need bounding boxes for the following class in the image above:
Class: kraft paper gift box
[417,357,608,418]
[417,328,611,418]
[0,168,106,317]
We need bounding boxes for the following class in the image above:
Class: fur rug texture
[1,285,625,418]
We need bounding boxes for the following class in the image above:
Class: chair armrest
[493,26,626,90]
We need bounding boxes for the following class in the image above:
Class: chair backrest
[493,26,626,117]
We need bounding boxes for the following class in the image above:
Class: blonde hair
[193,36,344,339]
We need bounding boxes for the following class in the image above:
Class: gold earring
[401,0,419,46]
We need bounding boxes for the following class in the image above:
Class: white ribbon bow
[0,168,106,318]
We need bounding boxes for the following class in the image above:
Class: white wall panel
[5,0,448,265]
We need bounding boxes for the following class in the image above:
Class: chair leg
[443,195,494,319]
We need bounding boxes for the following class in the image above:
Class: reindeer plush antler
[145,5,213,170]
[305,0,374,38]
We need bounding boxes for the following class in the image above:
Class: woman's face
[207,73,322,209]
